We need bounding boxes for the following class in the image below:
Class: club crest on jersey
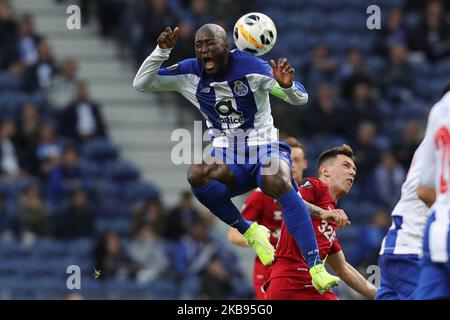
[233,80,248,96]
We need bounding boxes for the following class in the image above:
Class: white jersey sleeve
[418,106,439,188]
[133,45,184,92]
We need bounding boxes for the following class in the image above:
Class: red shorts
[253,260,269,300]
[265,277,339,300]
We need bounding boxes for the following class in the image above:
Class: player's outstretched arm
[269,58,308,105]
[303,201,350,229]
[228,227,250,247]
[327,251,377,299]
[133,27,181,92]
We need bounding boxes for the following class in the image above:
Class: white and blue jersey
[379,142,430,258]
[376,142,430,300]
[133,46,308,148]
[414,92,450,300]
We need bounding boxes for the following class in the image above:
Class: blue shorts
[414,211,450,300]
[375,254,421,300]
[210,141,297,198]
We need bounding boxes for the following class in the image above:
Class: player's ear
[303,159,308,170]
[319,165,330,178]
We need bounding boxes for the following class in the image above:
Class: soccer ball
[233,12,277,56]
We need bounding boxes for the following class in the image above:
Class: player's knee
[262,174,292,197]
[187,164,208,187]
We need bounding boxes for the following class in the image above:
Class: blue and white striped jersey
[418,91,450,263]
[133,46,308,147]
[379,142,431,256]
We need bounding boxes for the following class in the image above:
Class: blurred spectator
[0,191,9,237]
[60,81,107,142]
[164,191,200,241]
[126,0,180,65]
[47,145,86,206]
[200,255,234,300]
[374,151,406,207]
[302,44,338,95]
[166,19,195,66]
[93,230,138,280]
[346,81,380,135]
[14,103,40,175]
[23,38,57,93]
[351,121,380,192]
[95,0,127,39]
[0,119,22,178]
[185,0,214,30]
[374,7,408,58]
[381,44,414,102]
[300,82,347,137]
[16,183,51,237]
[36,122,62,179]
[128,223,169,284]
[0,0,18,70]
[354,211,391,267]
[340,48,373,99]
[48,57,79,109]
[55,188,96,239]
[393,120,423,170]
[172,216,218,278]
[131,198,166,237]
[407,0,450,62]
[17,14,42,66]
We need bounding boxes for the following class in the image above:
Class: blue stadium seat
[0,72,23,91]
[31,239,69,259]
[124,181,159,205]
[97,197,130,217]
[96,217,130,235]
[81,138,118,164]
[78,160,102,179]
[68,238,95,257]
[289,10,328,33]
[433,58,450,77]
[322,32,348,54]
[106,161,140,184]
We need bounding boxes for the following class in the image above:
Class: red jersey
[242,188,282,299]
[267,177,342,285]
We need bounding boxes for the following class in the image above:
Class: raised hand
[320,207,351,229]
[157,26,180,49]
[270,57,295,88]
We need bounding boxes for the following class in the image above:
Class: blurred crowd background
[0,0,449,299]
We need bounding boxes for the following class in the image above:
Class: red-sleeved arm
[241,190,264,221]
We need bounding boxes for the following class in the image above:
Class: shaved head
[194,23,230,75]
[195,24,227,44]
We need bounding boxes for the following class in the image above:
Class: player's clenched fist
[157,27,180,49]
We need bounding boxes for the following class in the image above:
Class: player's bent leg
[188,162,251,234]
[188,162,274,265]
